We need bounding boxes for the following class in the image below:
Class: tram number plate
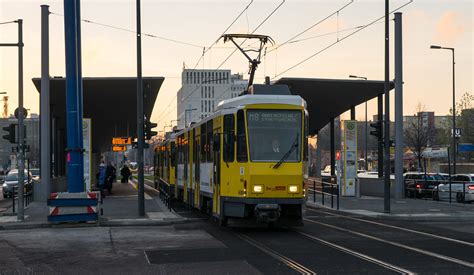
[267,186,286,191]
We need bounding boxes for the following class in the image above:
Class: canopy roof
[32,77,164,152]
[275,77,394,134]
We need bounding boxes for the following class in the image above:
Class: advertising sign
[83,118,92,191]
[341,120,357,196]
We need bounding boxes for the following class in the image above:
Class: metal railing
[11,185,34,213]
[157,178,172,211]
[404,179,472,204]
[306,176,339,210]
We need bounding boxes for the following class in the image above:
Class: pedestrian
[105,162,116,195]
[121,165,131,183]
[96,162,107,198]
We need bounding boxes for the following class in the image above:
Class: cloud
[434,11,465,44]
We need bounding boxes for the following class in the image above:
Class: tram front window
[247,109,302,162]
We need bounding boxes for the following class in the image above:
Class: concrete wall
[357,177,397,198]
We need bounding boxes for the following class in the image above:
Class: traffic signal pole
[383,0,391,213]
[0,19,25,220]
[136,0,145,217]
[17,19,25,221]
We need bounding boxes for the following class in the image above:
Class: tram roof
[217,94,306,111]
[274,77,394,134]
[32,77,164,152]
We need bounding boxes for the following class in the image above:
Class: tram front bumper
[254,204,280,223]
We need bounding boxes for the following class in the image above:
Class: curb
[307,202,474,222]
[99,217,193,227]
[0,217,198,230]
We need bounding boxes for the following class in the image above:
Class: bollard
[337,185,340,210]
[331,183,334,209]
[12,187,16,213]
[313,180,316,203]
[322,182,325,206]
[463,183,466,204]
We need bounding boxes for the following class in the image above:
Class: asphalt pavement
[0,184,473,274]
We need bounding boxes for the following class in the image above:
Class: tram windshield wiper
[273,134,299,169]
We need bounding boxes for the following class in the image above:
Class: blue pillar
[64,0,84,192]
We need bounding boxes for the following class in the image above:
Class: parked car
[433,174,474,203]
[404,172,446,198]
[2,169,33,198]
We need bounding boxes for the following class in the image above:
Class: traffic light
[2,124,16,143]
[369,121,382,139]
[145,120,158,140]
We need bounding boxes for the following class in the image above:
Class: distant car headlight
[289,185,298,193]
[2,183,6,188]
[252,185,263,193]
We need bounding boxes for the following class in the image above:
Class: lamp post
[349,75,368,171]
[170,119,180,130]
[430,45,456,174]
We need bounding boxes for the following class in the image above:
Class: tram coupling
[254,204,281,223]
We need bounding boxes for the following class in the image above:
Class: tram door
[212,131,221,215]
[183,135,188,203]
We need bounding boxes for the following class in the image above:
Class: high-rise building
[177,69,248,129]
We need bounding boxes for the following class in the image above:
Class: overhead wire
[158,0,283,125]
[265,0,354,56]
[274,0,413,78]
[192,0,255,70]
[49,11,203,48]
[157,0,255,125]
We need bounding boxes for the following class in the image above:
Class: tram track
[234,232,316,275]
[302,217,474,269]
[293,230,415,275]
[307,206,474,247]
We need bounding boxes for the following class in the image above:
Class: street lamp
[170,119,180,129]
[349,75,368,171]
[430,45,456,174]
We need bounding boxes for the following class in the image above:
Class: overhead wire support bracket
[220,34,274,90]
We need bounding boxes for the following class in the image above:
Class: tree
[404,104,435,169]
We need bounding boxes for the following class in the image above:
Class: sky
[0,0,472,129]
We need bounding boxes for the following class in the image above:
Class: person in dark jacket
[96,162,107,198]
[120,165,131,183]
[105,162,116,195]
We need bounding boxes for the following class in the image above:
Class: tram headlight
[288,185,298,193]
[252,185,263,193]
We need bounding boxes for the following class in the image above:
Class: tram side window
[207,120,213,162]
[304,112,309,161]
[237,110,248,162]
[223,114,235,162]
[170,142,176,166]
[195,137,200,181]
[200,124,206,162]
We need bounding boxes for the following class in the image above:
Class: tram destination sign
[112,137,132,145]
[247,110,300,128]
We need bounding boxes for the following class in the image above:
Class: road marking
[308,207,474,247]
[144,250,151,265]
[235,233,316,275]
[295,230,414,275]
[304,218,474,269]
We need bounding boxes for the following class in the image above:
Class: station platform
[307,194,474,221]
[0,180,185,229]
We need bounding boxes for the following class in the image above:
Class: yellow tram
[155,85,308,226]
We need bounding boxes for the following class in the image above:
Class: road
[0,187,473,274]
